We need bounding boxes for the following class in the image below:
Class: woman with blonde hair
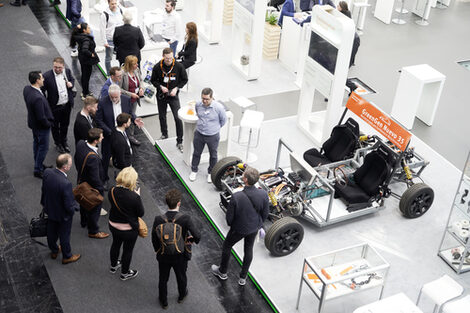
[108,167,145,281]
[176,22,198,69]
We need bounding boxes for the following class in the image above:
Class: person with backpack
[151,189,200,310]
[211,166,269,286]
[99,0,123,75]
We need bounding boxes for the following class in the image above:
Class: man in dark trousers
[212,166,269,286]
[152,189,200,309]
[95,84,143,183]
[111,113,133,171]
[73,95,98,145]
[113,10,145,67]
[41,154,81,264]
[151,47,188,152]
[42,57,76,154]
[74,128,109,239]
[24,71,54,179]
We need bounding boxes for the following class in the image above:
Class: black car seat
[334,144,395,211]
[303,118,360,167]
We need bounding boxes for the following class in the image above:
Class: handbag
[73,152,104,211]
[30,210,48,238]
[111,187,148,238]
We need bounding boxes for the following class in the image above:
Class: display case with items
[296,243,390,313]
[438,151,470,274]
[141,60,157,103]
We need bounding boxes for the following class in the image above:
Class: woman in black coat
[176,22,198,69]
[70,23,99,98]
[108,167,145,281]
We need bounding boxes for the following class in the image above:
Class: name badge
[170,77,176,81]
[163,76,169,83]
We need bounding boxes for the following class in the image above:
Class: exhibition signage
[346,93,411,151]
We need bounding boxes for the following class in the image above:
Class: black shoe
[43,163,53,169]
[33,171,43,179]
[129,136,141,146]
[56,144,65,154]
[62,143,71,153]
[158,135,168,140]
[177,289,188,303]
[159,299,168,310]
[10,1,21,6]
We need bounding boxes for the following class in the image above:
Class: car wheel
[399,183,434,218]
[210,156,243,191]
[265,217,304,257]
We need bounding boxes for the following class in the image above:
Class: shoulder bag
[29,209,48,238]
[73,152,104,211]
[111,187,148,238]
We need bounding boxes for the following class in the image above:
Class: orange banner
[346,93,411,151]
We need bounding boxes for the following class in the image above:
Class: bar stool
[415,0,432,26]
[416,275,464,313]
[392,0,408,24]
[238,110,264,163]
[185,54,203,92]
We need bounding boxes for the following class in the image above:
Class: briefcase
[73,182,103,211]
[30,211,48,238]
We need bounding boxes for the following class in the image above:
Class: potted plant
[263,12,281,60]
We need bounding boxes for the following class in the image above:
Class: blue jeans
[105,40,114,75]
[191,131,220,173]
[32,128,50,173]
[169,40,178,55]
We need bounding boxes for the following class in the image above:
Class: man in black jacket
[42,57,76,153]
[211,166,269,286]
[74,128,109,239]
[111,113,133,171]
[113,10,145,66]
[73,95,98,146]
[24,71,54,179]
[41,154,80,264]
[151,189,200,309]
[150,47,188,152]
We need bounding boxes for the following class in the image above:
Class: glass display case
[438,151,470,274]
[296,243,390,313]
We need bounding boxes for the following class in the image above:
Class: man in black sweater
[150,47,188,152]
[110,113,133,171]
[151,189,200,309]
[211,166,269,286]
[73,95,98,146]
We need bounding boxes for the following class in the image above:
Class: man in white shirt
[100,0,123,75]
[162,0,182,55]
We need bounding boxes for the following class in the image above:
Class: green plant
[265,12,278,26]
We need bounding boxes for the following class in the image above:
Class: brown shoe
[62,254,81,264]
[50,245,62,259]
[88,232,110,239]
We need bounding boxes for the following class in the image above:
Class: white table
[353,292,424,313]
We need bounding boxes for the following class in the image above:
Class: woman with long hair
[70,22,99,98]
[337,1,352,18]
[176,22,198,69]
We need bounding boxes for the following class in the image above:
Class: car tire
[265,217,304,257]
[399,183,434,218]
[210,156,243,191]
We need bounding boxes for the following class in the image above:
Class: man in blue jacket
[41,154,81,264]
[211,167,269,286]
[24,71,54,179]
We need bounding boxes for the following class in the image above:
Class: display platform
[143,114,470,312]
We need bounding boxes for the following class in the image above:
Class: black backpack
[156,213,184,255]
[103,8,123,26]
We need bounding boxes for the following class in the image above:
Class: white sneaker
[70,50,78,57]
[100,208,108,216]
[207,174,212,184]
[189,172,197,181]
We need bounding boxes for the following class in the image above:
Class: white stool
[442,295,470,313]
[416,275,464,313]
[185,54,203,92]
[392,0,408,24]
[231,96,256,113]
[238,110,264,163]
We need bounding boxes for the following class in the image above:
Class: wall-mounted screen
[308,31,338,74]
[236,0,255,14]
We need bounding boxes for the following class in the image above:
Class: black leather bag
[30,211,48,238]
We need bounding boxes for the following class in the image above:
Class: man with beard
[74,95,99,146]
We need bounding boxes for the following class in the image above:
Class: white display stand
[353,293,423,313]
[296,6,355,146]
[177,103,234,167]
[391,64,445,129]
[413,0,432,26]
[279,17,303,73]
[191,0,224,44]
[374,0,395,24]
[231,0,267,80]
[352,0,370,33]
[294,22,312,88]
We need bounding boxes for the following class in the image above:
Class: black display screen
[308,31,338,74]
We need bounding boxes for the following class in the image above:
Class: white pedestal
[413,0,432,25]
[352,1,370,32]
[279,17,303,73]
[177,104,234,167]
[391,64,445,129]
[374,0,395,24]
[191,0,224,44]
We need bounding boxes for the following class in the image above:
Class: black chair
[334,144,395,212]
[303,118,360,167]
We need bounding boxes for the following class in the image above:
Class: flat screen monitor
[236,0,255,14]
[308,31,338,74]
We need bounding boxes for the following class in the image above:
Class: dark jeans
[80,63,93,95]
[219,229,257,279]
[109,225,138,274]
[32,128,50,173]
[191,131,219,173]
[51,104,72,146]
[82,204,101,234]
[47,217,73,259]
[101,136,111,181]
[157,96,183,144]
[158,255,188,302]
